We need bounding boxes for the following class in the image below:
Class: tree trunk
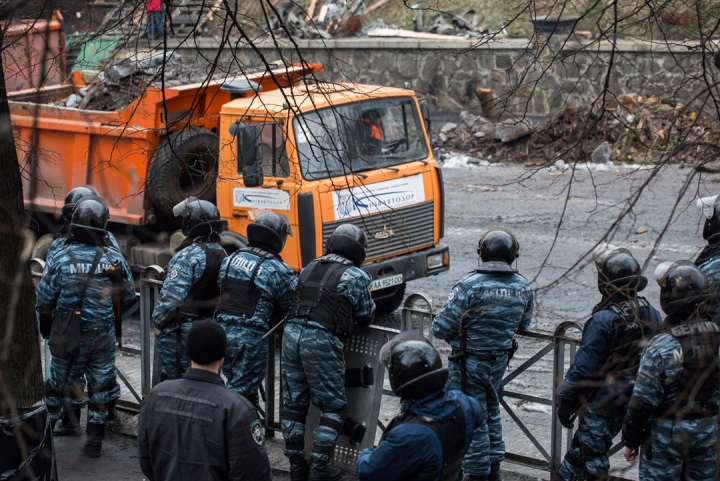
[0,36,44,413]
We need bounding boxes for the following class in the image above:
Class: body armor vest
[181,242,227,318]
[216,248,277,318]
[596,297,654,380]
[381,407,467,481]
[657,319,720,419]
[289,258,354,336]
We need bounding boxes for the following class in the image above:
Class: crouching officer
[432,229,534,481]
[152,197,227,380]
[622,261,719,481]
[281,224,376,481]
[356,331,487,481]
[214,213,296,405]
[46,185,121,265]
[553,248,662,481]
[36,198,136,457]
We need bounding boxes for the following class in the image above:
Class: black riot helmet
[173,196,227,238]
[380,331,448,400]
[247,213,293,254]
[324,223,367,267]
[478,229,519,264]
[68,197,110,245]
[702,198,720,242]
[657,261,715,317]
[61,185,100,223]
[596,248,648,297]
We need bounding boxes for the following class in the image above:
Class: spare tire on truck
[147,126,219,215]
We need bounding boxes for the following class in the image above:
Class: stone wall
[170,36,713,115]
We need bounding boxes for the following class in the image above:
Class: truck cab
[216,81,449,314]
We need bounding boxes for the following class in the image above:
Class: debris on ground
[267,0,498,39]
[438,96,720,166]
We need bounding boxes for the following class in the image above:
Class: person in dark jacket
[553,248,662,481]
[138,319,271,481]
[695,195,720,320]
[153,197,227,380]
[357,331,487,481]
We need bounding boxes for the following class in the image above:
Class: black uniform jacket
[138,368,271,481]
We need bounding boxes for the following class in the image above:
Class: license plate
[370,274,403,291]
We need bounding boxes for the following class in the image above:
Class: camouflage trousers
[218,320,266,405]
[45,327,120,425]
[555,407,625,481]
[639,416,717,481]
[447,352,506,477]
[156,320,193,380]
[281,321,346,462]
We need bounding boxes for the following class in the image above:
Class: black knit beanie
[186,320,227,365]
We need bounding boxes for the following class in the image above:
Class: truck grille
[322,201,435,261]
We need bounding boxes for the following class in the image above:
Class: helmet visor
[697,195,719,219]
[279,213,294,237]
[172,196,199,218]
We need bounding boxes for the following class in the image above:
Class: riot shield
[303,324,397,471]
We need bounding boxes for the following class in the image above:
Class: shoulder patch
[169,268,180,279]
[447,287,459,302]
[250,419,264,445]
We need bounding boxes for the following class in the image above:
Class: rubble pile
[58,52,228,111]
[439,95,720,166]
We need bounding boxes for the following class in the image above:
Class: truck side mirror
[238,125,262,166]
[242,165,264,187]
[419,98,431,137]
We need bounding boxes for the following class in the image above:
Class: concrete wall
[169,36,715,115]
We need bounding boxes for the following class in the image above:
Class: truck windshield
[293,97,428,180]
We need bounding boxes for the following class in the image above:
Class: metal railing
[28,260,637,477]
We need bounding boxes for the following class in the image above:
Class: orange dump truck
[14,62,449,314]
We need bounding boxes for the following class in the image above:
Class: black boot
[488,462,501,481]
[83,424,105,458]
[289,454,309,481]
[53,405,82,437]
[308,458,343,481]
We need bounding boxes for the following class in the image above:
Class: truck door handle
[232,213,248,218]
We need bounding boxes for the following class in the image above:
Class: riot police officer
[152,197,227,380]
[553,248,662,481]
[432,229,534,481]
[281,224,376,481]
[622,261,719,481]
[36,197,136,457]
[695,196,720,319]
[356,331,486,481]
[214,213,296,405]
[46,185,121,265]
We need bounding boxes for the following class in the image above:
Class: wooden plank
[307,0,319,19]
[366,27,455,39]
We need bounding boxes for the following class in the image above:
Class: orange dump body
[12,63,321,225]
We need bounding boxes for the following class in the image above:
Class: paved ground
[51,161,714,480]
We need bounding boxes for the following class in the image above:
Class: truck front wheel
[147,127,219,215]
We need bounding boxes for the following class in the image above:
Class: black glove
[556,398,577,429]
[39,313,53,340]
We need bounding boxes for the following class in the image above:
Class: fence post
[140,265,165,397]
[550,321,583,473]
[28,258,50,378]
[400,293,435,341]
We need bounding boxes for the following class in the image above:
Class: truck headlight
[427,253,445,270]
